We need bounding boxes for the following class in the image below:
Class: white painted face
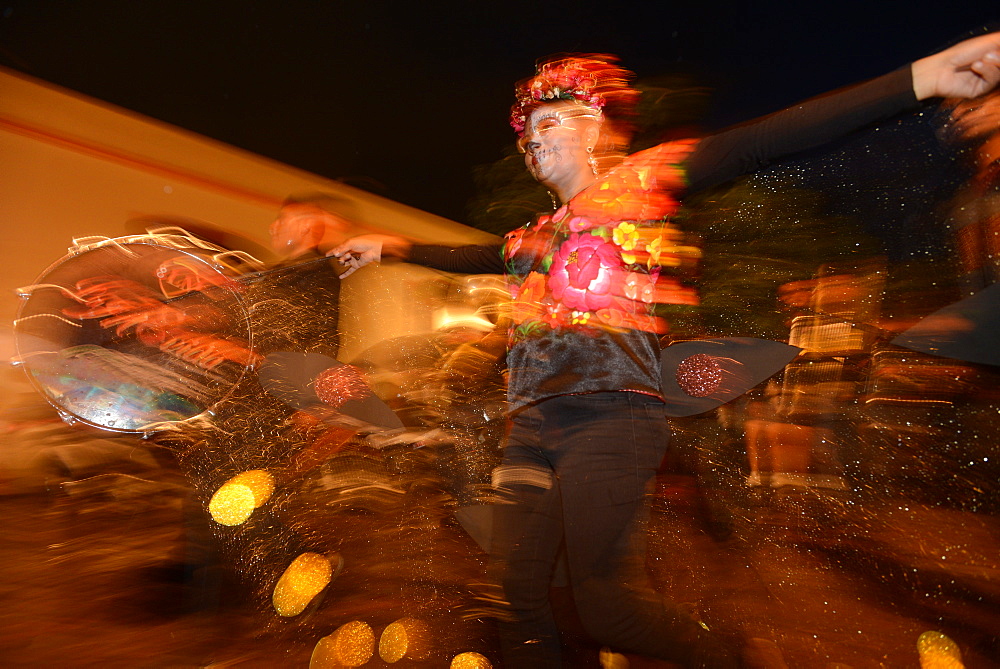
[518,101,600,192]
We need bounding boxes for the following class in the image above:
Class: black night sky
[0,1,996,226]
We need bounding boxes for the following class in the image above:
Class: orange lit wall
[0,67,496,362]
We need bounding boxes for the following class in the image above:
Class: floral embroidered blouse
[495,141,700,408]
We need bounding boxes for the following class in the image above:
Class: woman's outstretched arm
[687,31,1000,193]
[329,234,504,277]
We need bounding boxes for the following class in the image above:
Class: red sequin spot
[314,365,370,407]
[676,354,723,398]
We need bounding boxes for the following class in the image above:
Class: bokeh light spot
[450,651,492,669]
[917,630,963,669]
[273,552,333,617]
[378,617,429,663]
[310,621,375,668]
[207,469,275,525]
[229,469,275,505]
[208,483,255,526]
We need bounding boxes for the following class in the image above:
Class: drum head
[14,238,253,432]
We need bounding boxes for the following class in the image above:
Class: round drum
[14,236,255,432]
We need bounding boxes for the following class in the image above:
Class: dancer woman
[320,34,1000,667]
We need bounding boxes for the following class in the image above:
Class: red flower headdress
[510,54,639,137]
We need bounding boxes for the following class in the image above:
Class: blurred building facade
[0,66,497,363]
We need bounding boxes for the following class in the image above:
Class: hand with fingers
[913,32,1000,101]
[327,234,411,277]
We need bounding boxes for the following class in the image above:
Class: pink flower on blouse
[623,270,659,304]
[549,233,622,311]
[567,215,599,232]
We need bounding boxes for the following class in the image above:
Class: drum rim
[14,234,256,434]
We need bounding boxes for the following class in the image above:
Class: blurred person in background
[270,193,358,261]
[255,193,362,358]
[946,91,1000,291]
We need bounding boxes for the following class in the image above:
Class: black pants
[490,392,741,667]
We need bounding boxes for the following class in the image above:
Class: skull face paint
[519,101,601,196]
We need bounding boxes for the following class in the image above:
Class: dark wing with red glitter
[258,351,403,429]
[660,337,802,417]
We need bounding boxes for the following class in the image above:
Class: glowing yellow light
[379,617,430,663]
[599,646,630,669]
[450,652,492,669]
[208,469,275,526]
[230,469,275,505]
[273,552,333,617]
[918,631,964,669]
[433,307,494,332]
[208,483,255,526]
[310,621,375,668]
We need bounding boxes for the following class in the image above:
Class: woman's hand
[327,234,411,277]
[912,32,1000,101]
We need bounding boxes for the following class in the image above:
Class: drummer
[236,193,363,359]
